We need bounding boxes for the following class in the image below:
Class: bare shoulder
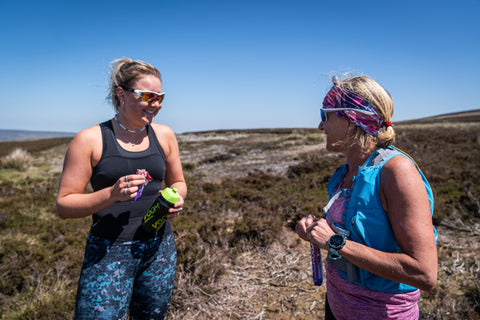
[382,154,419,177]
[150,123,178,144]
[67,125,103,164]
[380,153,427,207]
[70,125,101,149]
[150,123,175,136]
[150,123,178,156]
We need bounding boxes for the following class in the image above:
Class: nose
[151,99,162,108]
[318,121,325,131]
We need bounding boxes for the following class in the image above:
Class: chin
[325,141,342,153]
[142,112,156,123]
[325,144,337,152]
[325,138,334,151]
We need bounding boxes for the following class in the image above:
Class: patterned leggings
[74,233,177,320]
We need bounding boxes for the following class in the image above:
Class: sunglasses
[121,86,165,104]
[320,107,375,123]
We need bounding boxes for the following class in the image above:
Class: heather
[0,118,479,319]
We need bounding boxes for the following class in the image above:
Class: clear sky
[1,0,479,134]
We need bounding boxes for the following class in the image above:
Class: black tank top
[89,120,172,241]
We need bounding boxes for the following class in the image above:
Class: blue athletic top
[89,120,172,241]
[326,146,436,293]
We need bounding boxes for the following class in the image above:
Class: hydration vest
[326,146,437,293]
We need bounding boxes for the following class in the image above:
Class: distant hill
[1,109,478,141]
[398,109,480,124]
[0,129,76,142]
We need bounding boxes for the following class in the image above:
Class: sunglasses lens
[139,92,164,104]
[156,94,164,103]
[138,92,149,102]
[320,109,327,122]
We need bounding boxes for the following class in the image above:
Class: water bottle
[310,243,323,286]
[142,187,180,233]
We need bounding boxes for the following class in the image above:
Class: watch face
[329,234,344,247]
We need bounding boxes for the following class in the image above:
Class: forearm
[56,187,115,219]
[168,181,187,199]
[339,240,437,291]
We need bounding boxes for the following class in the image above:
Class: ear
[346,122,356,134]
[115,86,125,102]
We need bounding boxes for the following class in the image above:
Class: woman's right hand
[295,214,317,242]
[296,215,336,250]
[111,174,149,202]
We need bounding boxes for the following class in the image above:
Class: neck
[345,142,378,170]
[338,143,377,189]
[114,114,146,133]
[112,118,147,147]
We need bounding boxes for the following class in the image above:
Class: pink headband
[323,86,391,135]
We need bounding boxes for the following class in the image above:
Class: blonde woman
[296,75,437,319]
[56,58,187,319]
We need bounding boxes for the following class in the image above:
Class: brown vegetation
[0,119,479,319]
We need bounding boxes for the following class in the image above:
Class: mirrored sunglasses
[122,86,165,104]
[320,107,375,123]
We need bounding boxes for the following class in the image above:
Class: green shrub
[1,124,480,319]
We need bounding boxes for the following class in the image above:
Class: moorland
[0,112,479,319]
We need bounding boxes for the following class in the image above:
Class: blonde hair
[332,75,395,148]
[107,58,162,112]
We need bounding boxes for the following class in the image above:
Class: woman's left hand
[166,194,184,221]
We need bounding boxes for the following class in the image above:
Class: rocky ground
[178,130,325,181]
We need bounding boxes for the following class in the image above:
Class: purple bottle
[310,243,323,286]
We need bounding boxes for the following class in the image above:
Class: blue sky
[1,0,479,134]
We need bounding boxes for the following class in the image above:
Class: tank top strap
[99,120,119,158]
[98,120,165,160]
[145,124,166,159]
[365,146,400,166]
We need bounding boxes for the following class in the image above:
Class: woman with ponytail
[296,75,437,319]
[57,58,187,319]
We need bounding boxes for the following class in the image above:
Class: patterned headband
[323,86,390,136]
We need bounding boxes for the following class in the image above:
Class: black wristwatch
[328,234,346,260]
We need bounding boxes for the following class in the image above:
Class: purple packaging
[310,243,323,286]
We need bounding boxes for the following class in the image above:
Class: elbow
[55,200,69,219]
[56,207,67,219]
[421,273,437,292]
[421,258,438,292]
[416,269,438,292]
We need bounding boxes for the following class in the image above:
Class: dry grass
[0,123,479,319]
[0,149,33,171]
[0,137,72,158]
[170,231,326,320]
[178,129,324,181]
